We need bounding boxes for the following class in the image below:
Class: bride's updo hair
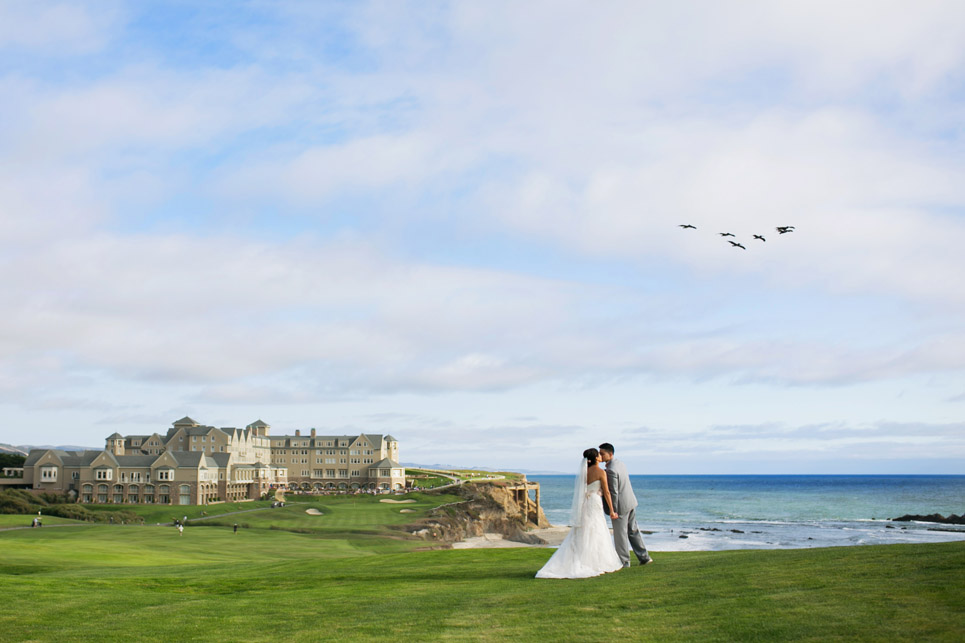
[583,448,599,466]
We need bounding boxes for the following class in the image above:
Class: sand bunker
[400,509,415,513]
[304,508,323,515]
[379,498,416,504]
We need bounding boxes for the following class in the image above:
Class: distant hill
[2,444,98,454]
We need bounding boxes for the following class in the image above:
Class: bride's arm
[600,473,618,520]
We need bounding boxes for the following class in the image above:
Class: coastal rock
[506,528,547,545]
[400,482,550,546]
[890,513,965,525]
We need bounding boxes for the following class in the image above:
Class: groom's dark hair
[598,443,614,454]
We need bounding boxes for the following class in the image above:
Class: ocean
[528,475,965,551]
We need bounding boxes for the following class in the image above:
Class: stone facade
[22,416,404,505]
[269,428,404,492]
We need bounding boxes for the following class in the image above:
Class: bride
[536,448,624,579]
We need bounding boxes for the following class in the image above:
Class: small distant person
[233,523,238,533]
[599,443,652,567]
[178,523,183,536]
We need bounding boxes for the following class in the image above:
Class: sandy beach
[452,526,570,549]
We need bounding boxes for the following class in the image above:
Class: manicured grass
[79,499,278,524]
[197,491,460,536]
[1,517,962,642]
[452,469,525,482]
[406,468,455,488]
[0,514,87,528]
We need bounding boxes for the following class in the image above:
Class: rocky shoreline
[890,513,965,525]
[400,482,551,547]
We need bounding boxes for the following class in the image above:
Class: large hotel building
[21,416,404,505]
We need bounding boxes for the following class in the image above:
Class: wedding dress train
[535,480,623,579]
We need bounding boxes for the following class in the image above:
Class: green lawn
[406,468,456,488]
[0,514,87,528]
[2,507,963,641]
[0,493,965,641]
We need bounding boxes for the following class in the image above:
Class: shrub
[46,504,95,521]
[38,492,67,505]
[0,488,45,514]
[0,493,34,515]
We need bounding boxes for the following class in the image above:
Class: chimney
[311,428,316,438]
[295,429,301,437]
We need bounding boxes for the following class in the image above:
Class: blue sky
[2,1,964,473]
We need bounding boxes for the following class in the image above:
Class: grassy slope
[1,513,962,643]
[0,514,88,528]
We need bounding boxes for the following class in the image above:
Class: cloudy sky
[2,1,964,474]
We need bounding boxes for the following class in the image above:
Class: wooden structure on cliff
[506,478,541,525]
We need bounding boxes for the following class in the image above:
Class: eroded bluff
[401,482,550,546]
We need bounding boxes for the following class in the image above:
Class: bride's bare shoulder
[586,466,604,483]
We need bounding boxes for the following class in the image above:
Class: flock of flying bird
[678,224,795,250]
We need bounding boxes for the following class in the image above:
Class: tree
[0,453,26,469]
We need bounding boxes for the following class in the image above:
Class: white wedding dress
[536,479,624,579]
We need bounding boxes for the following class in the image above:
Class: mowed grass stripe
[1,517,963,642]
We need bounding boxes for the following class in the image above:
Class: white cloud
[3,1,965,471]
[0,1,120,54]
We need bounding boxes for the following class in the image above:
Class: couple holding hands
[537,443,653,579]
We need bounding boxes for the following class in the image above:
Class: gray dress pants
[611,507,650,566]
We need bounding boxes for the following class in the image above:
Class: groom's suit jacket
[604,457,638,516]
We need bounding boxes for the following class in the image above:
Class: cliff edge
[401,482,550,546]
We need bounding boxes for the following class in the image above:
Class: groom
[599,443,653,567]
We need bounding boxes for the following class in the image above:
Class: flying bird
[776,226,795,234]
[678,224,697,229]
[753,234,766,242]
[719,232,735,237]
[728,241,746,250]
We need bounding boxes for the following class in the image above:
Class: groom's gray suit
[604,457,651,566]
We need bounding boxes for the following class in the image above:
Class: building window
[40,467,58,481]
[95,469,113,481]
